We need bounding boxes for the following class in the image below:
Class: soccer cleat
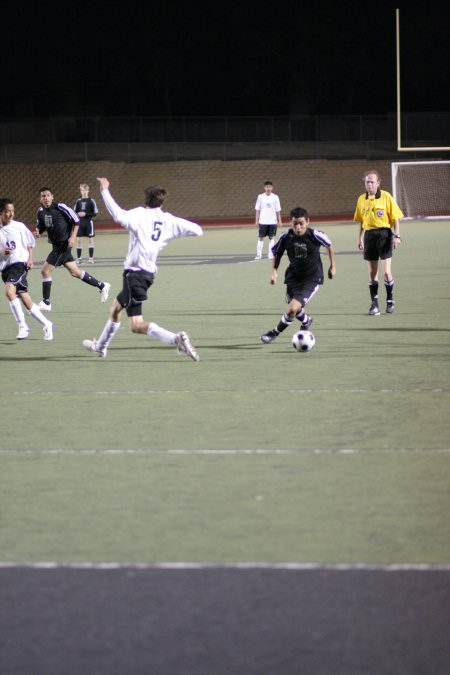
[16,325,30,340]
[43,322,54,341]
[386,301,395,314]
[368,303,381,316]
[83,339,107,357]
[100,282,111,303]
[76,257,82,264]
[301,315,314,330]
[175,331,200,361]
[38,301,52,311]
[254,255,262,260]
[260,330,279,344]
[88,257,94,264]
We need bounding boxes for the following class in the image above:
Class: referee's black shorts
[363,228,393,261]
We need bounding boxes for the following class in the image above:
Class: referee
[354,170,404,315]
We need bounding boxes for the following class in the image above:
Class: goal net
[391,161,450,219]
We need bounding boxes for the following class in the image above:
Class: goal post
[396,9,450,152]
[391,160,450,219]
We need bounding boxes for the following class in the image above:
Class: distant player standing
[254,181,282,260]
[35,187,110,310]
[354,170,403,315]
[0,198,53,340]
[83,177,202,360]
[74,183,98,264]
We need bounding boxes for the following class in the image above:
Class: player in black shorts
[260,207,336,344]
[35,187,110,311]
[74,183,98,264]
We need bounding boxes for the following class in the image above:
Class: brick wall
[0,158,395,225]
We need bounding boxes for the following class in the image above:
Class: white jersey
[101,189,203,274]
[0,220,35,271]
[255,192,281,225]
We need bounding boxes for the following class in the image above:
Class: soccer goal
[391,161,450,219]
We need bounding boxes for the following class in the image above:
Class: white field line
[0,561,449,571]
[0,448,449,455]
[4,388,450,396]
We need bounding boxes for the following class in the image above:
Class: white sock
[28,303,51,327]
[9,299,27,326]
[97,320,121,349]
[147,321,176,344]
[256,241,263,257]
[268,238,275,256]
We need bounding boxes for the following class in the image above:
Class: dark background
[5,0,449,118]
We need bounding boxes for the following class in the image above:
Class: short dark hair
[39,186,53,194]
[0,197,14,211]
[264,181,273,186]
[290,206,309,220]
[144,186,167,208]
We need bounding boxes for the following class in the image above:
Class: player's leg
[20,291,53,340]
[40,260,54,310]
[88,235,95,263]
[4,280,29,339]
[65,260,110,302]
[268,226,277,259]
[382,257,395,313]
[76,236,83,263]
[255,226,266,260]
[367,260,380,315]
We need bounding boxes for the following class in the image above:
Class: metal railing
[1,114,448,163]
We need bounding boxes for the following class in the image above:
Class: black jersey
[74,197,98,223]
[273,227,332,285]
[36,202,79,244]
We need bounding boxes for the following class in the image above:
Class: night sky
[5,0,449,119]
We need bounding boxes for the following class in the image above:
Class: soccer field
[1,220,449,673]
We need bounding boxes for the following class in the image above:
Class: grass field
[1,220,450,674]
[1,220,449,566]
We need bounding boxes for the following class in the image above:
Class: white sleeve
[24,225,36,248]
[169,215,203,238]
[100,189,131,228]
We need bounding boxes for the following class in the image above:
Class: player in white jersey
[0,198,53,340]
[82,177,203,360]
[254,181,282,260]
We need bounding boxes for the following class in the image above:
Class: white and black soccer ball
[292,330,316,352]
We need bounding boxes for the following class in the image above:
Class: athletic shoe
[100,282,111,303]
[38,301,52,311]
[88,257,94,264]
[268,253,274,259]
[175,331,200,361]
[368,303,381,316]
[16,325,30,340]
[82,339,107,357]
[76,257,82,264]
[386,301,395,314]
[301,315,314,330]
[260,330,278,344]
[254,255,262,260]
[43,322,53,341]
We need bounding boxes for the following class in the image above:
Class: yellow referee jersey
[353,189,404,230]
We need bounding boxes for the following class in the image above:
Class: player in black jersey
[74,183,98,264]
[35,187,110,310]
[260,207,336,344]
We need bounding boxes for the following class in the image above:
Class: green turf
[1,221,449,563]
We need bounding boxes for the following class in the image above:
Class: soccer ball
[292,330,316,352]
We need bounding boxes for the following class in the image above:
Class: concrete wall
[0,158,396,225]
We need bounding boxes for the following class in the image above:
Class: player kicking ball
[83,177,202,361]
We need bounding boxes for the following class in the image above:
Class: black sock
[385,279,394,302]
[276,313,294,334]
[42,280,52,304]
[80,271,103,289]
[369,282,379,303]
